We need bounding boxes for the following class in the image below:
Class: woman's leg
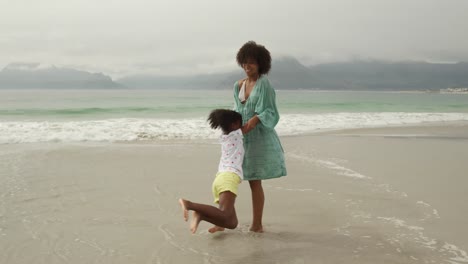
[249,180,264,232]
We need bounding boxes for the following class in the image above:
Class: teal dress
[234,76,287,180]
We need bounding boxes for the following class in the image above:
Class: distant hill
[303,60,468,90]
[117,71,244,90]
[2,59,468,90]
[118,58,468,90]
[0,63,123,89]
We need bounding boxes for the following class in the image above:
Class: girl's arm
[241,115,259,134]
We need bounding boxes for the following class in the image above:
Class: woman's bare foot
[178,198,189,221]
[249,225,264,233]
[208,225,225,233]
[190,211,202,234]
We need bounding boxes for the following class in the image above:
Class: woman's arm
[254,78,280,129]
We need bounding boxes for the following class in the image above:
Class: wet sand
[1,122,467,263]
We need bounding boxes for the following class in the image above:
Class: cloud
[1,0,468,77]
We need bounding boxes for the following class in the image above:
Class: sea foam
[1,112,467,144]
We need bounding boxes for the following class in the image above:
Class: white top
[238,80,246,103]
[218,128,244,180]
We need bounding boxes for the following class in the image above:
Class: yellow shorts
[212,172,241,204]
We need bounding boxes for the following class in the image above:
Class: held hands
[241,115,260,134]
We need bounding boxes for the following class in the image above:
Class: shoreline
[301,120,468,137]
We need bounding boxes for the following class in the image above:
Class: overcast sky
[1,0,468,78]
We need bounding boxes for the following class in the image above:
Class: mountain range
[117,58,468,90]
[2,58,468,90]
[0,63,122,89]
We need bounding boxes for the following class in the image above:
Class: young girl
[179,109,244,234]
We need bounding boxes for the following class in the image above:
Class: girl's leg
[207,192,239,233]
[179,191,237,233]
[208,225,225,233]
[249,180,264,232]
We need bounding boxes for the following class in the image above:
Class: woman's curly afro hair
[236,41,271,76]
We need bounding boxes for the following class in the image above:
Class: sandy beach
[1,122,468,263]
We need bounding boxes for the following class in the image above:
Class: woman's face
[242,58,259,77]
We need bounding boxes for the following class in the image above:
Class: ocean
[1,89,468,263]
[1,89,468,144]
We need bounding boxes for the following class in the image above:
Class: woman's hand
[241,115,260,134]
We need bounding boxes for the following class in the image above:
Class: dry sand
[1,122,467,263]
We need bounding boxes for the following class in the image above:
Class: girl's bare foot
[190,211,202,234]
[178,199,189,221]
[249,225,264,233]
[208,226,225,233]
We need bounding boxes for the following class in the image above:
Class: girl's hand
[241,116,260,134]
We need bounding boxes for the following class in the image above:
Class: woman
[234,41,287,232]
